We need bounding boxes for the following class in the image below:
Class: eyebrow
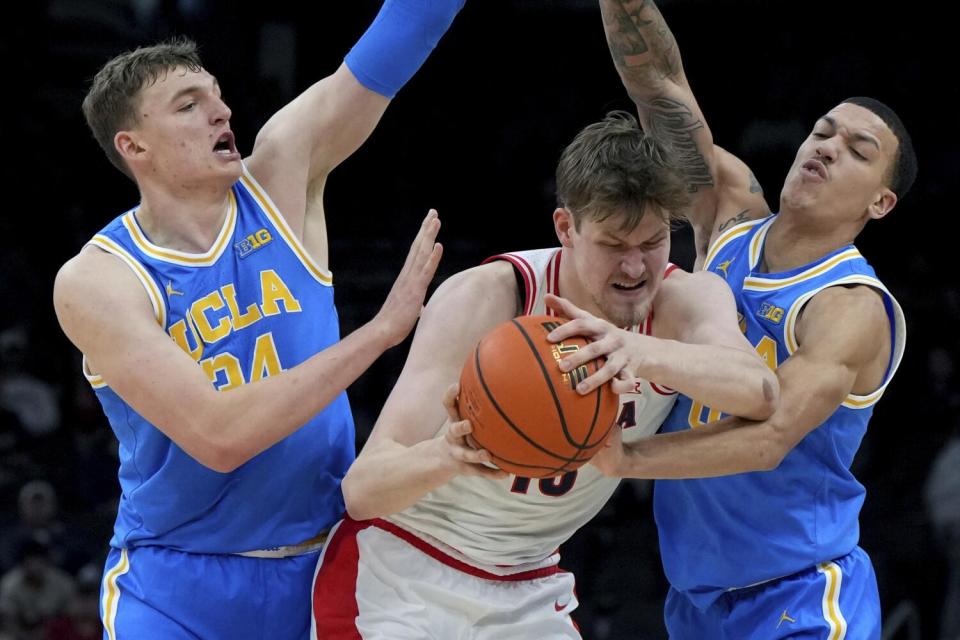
[168,76,220,106]
[819,115,881,151]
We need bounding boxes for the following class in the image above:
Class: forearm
[195,318,396,471]
[599,0,682,101]
[342,436,458,520]
[637,337,778,419]
[620,416,781,478]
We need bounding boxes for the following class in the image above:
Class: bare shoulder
[656,267,729,303]
[424,260,520,323]
[390,261,520,411]
[53,247,155,347]
[653,268,739,341]
[798,284,888,348]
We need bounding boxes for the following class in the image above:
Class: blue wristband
[345,0,465,98]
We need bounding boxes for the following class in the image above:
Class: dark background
[1,1,957,638]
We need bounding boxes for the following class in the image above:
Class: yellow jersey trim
[86,235,168,390]
[743,249,862,291]
[703,216,770,270]
[238,168,333,286]
[121,191,237,266]
[101,548,130,640]
[89,235,167,328]
[816,561,848,640]
[81,356,106,389]
[782,275,906,409]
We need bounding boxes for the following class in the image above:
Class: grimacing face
[556,207,670,328]
[116,66,242,188]
[780,102,898,225]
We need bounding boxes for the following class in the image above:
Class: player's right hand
[375,209,444,347]
[439,383,507,480]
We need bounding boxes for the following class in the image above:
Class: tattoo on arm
[716,209,753,233]
[600,0,681,85]
[748,172,763,194]
[643,96,713,191]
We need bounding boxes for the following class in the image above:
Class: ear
[553,208,575,247]
[867,187,897,221]
[114,130,147,166]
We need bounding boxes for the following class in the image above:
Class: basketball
[458,314,619,478]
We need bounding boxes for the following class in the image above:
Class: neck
[135,180,233,253]
[763,209,859,273]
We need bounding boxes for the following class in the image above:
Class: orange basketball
[458,314,619,478]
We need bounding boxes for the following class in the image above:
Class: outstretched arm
[247,0,466,240]
[598,1,768,260]
[54,212,442,473]
[592,285,893,478]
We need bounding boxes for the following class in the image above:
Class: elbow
[754,425,789,472]
[743,370,780,421]
[182,418,250,473]
[341,473,378,522]
[196,444,247,474]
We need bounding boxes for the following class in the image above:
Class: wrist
[365,312,403,351]
[422,435,462,480]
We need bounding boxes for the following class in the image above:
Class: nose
[210,96,232,124]
[620,250,647,280]
[814,138,837,164]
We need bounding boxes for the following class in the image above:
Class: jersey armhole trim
[238,166,333,286]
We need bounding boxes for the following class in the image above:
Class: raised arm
[598,1,768,260]
[53,212,442,473]
[340,262,520,521]
[246,0,465,239]
[598,284,893,478]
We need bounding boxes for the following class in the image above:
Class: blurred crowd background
[1,1,957,638]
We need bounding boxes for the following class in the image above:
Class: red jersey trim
[371,518,565,581]
[484,253,538,316]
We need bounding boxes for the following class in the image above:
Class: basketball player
[51,1,465,637]
[310,111,780,638]
[544,2,917,637]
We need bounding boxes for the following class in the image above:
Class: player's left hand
[544,293,649,395]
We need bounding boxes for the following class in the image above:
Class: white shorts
[311,517,581,639]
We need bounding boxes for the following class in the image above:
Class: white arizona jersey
[387,248,679,568]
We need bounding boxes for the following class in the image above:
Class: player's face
[781,103,898,226]
[556,207,670,328]
[120,67,241,188]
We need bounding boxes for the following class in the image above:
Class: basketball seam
[471,320,605,476]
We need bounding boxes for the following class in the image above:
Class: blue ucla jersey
[83,166,355,554]
[655,215,905,606]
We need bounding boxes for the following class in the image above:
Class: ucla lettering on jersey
[655,215,906,608]
[83,165,355,554]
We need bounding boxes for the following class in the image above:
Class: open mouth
[612,281,645,292]
[213,131,237,156]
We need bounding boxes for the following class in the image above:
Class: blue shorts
[665,546,880,640]
[99,546,319,639]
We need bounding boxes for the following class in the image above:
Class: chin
[600,300,649,329]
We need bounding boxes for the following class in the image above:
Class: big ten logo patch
[235,228,273,258]
[757,302,785,324]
